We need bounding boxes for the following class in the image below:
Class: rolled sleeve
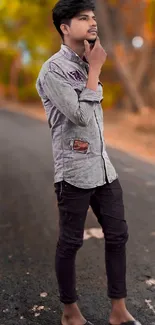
[79,87,103,103]
[37,65,103,127]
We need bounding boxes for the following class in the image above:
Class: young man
[36,1,142,325]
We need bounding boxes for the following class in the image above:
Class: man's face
[62,10,98,42]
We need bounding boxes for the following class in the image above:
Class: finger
[92,37,100,49]
[84,40,90,54]
[95,36,100,42]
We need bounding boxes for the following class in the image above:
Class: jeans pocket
[55,182,63,201]
[62,181,77,194]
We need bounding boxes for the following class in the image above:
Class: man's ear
[60,24,69,36]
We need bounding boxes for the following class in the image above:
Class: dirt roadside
[1,99,155,164]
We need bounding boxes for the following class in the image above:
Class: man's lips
[88,29,97,33]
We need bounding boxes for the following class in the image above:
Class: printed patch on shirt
[71,139,89,154]
[68,70,84,81]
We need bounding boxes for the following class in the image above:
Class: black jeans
[54,178,128,304]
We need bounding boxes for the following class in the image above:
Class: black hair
[52,0,96,38]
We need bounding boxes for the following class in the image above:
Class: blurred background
[0,0,155,161]
[0,2,155,325]
[0,0,154,110]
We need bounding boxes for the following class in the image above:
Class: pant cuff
[60,295,78,304]
[108,292,127,299]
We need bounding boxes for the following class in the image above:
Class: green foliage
[18,84,39,102]
[147,0,155,33]
[0,0,154,108]
[0,48,17,84]
[0,0,60,100]
[102,83,123,109]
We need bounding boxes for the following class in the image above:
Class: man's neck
[63,40,85,59]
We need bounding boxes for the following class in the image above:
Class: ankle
[62,307,86,325]
[111,298,127,313]
[109,303,135,325]
[63,303,81,317]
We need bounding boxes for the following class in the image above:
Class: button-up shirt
[36,44,117,188]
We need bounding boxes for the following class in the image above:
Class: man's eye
[80,17,86,20]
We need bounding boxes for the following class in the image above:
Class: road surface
[0,110,155,325]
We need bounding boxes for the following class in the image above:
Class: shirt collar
[60,44,89,68]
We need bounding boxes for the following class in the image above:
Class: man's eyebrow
[77,14,96,18]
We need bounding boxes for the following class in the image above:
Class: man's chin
[85,34,97,42]
[87,38,97,45]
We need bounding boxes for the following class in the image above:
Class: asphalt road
[0,110,155,325]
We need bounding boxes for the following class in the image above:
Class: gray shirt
[36,44,117,188]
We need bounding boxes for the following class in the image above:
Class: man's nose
[90,19,97,27]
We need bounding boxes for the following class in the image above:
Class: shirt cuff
[79,87,103,103]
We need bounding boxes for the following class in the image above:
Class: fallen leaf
[146,278,155,286]
[37,306,44,311]
[40,292,48,298]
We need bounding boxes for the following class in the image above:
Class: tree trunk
[96,0,148,114]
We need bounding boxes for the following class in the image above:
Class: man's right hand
[84,37,107,74]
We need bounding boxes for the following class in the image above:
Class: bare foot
[109,308,135,325]
[61,314,86,325]
[61,303,86,325]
